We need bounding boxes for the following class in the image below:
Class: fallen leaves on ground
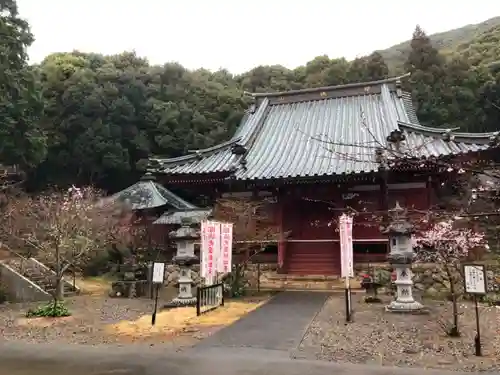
[108,300,266,339]
[74,276,113,296]
[16,316,75,328]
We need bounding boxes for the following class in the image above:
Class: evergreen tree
[404,25,447,126]
[0,0,46,169]
[365,52,389,81]
[347,53,389,83]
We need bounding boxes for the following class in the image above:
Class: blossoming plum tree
[213,197,280,296]
[414,220,487,336]
[2,186,131,302]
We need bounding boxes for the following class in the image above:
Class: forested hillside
[379,16,500,72]
[1,0,500,194]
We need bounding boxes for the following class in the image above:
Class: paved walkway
[191,291,329,356]
[0,342,487,375]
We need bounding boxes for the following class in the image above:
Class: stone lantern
[164,217,199,307]
[382,202,424,312]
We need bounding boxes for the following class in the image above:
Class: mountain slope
[454,24,500,67]
[379,16,500,73]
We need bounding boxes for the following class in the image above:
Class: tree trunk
[446,265,460,337]
[55,243,64,301]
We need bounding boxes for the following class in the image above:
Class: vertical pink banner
[339,214,354,278]
[346,216,354,278]
[219,223,233,274]
[204,221,219,285]
[200,220,208,280]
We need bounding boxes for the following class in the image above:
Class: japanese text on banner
[200,221,208,281]
[219,223,233,274]
[339,215,354,278]
[201,221,220,285]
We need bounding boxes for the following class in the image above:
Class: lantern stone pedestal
[385,253,424,312]
[164,220,199,308]
[382,202,425,313]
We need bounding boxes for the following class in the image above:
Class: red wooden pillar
[426,176,434,208]
[277,191,287,273]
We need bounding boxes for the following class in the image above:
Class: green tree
[347,53,389,82]
[479,72,500,133]
[404,25,447,126]
[365,52,389,81]
[0,0,46,169]
[439,58,491,132]
[33,52,248,192]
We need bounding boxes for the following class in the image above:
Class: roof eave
[248,73,411,98]
[149,137,243,166]
[398,121,500,143]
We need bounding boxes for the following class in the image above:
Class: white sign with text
[152,262,165,284]
[463,264,487,295]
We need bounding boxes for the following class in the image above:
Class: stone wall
[162,263,277,288]
[0,262,51,302]
[161,261,500,296]
[355,262,500,297]
[244,263,279,288]
[164,264,202,286]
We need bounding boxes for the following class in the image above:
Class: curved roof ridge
[150,137,242,166]
[247,73,411,99]
[399,121,499,139]
[152,183,197,210]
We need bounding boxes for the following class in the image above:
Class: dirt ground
[297,294,500,372]
[0,279,269,350]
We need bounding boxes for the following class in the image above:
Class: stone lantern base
[164,296,197,308]
[164,254,198,309]
[385,253,426,313]
[385,300,426,313]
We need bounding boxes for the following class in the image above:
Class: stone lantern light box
[382,202,425,313]
[164,216,200,308]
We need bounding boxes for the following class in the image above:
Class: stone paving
[190,291,329,356]
[0,341,489,375]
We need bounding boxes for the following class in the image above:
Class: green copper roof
[149,75,497,181]
[107,173,197,210]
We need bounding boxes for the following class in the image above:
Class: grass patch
[108,297,269,338]
[26,301,71,318]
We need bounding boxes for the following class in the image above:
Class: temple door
[285,199,340,275]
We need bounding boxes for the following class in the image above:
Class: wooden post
[426,176,433,208]
[277,189,286,273]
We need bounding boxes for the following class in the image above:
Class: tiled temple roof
[106,173,197,210]
[149,75,498,181]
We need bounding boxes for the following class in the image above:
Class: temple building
[148,75,499,276]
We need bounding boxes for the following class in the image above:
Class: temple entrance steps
[285,242,341,276]
[258,274,363,292]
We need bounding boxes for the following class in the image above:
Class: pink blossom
[413,220,487,263]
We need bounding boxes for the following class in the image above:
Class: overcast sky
[16,0,500,74]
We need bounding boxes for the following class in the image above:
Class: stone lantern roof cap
[169,226,199,240]
[382,201,415,235]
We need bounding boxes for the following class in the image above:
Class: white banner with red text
[339,214,354,279]
[201,220,233,285]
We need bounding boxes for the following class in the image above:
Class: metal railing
[196,283,224,316]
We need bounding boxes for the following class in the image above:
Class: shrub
[26,301,71,318]
[223,264,249,298]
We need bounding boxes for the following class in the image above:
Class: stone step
[25,274,51,280]
[259,277,363,291]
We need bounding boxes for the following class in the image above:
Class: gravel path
[297,294,500,372]
[0,296,195,349]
